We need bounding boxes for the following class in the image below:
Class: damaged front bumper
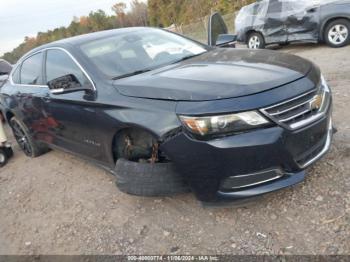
[160,109,333,203]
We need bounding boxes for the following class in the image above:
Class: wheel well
[245,30,256,40]
[322,17,350,40]
[245,30,263,42]
[112,127,168,163]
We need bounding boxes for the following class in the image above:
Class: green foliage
[2,1,147,64]
[148,0,256,27]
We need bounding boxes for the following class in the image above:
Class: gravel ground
[0,43,349,255]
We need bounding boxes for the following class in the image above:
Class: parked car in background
[0,59,12,87]
[0,27,333,203]
[235,0,350,49]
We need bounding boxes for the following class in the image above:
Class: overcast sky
[0,0,142,56]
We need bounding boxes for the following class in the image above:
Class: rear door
[263,0,287,43]
[283,1,320,42]
[13,52,52,143]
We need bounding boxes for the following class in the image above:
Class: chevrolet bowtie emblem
[310,95,323,111]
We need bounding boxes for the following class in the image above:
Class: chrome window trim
[9,51,47,88]
[9,47,96,92]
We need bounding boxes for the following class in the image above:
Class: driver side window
[45,49,90,87]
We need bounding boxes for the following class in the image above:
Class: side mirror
[208,12,228,46]
[48,74,92,95]
[216,34,237,47]
[0,60,12,76]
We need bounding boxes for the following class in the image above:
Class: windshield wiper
[171,52,206,64]
[112,69,152,80]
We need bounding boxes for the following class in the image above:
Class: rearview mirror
[208,12,228,46]
[48,74,92,94]
[0,59,12,75]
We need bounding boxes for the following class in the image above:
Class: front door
[43,48,103,161]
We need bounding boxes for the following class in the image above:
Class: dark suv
[0,28,333,203]
[0,59,12,88]
[236,0,350,49]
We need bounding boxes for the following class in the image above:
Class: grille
[261,90,321,130]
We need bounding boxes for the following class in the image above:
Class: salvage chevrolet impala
[0,28,333,203]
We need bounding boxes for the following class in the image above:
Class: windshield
[80,28,207,79]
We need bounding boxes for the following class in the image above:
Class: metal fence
[166,12,237,44]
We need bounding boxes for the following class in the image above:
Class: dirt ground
[0,44,349,255]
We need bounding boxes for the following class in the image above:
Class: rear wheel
[247,32,265,49]
[10,117,48,157]
[325,19,350,48]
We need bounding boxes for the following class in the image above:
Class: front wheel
[247,32,265,49]
[325,19,350,48]
[115,159,190,197]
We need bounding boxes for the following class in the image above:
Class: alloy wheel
[328,24,349,45]
[248,36,261,49]
[11,121,33,156]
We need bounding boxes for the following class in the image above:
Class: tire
[0,149,8,167]
[115,159,190,197]
[324,19,350,48]
[9,117,48,158]
[247,32,265,49]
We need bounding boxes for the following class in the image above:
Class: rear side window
[20,52,43,85]
[267,0,282,14]
[45,49,90,87]
[253,2,268,16]
[282,1,309,13]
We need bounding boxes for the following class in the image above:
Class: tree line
[2,0,147,64]
[2,0,255,64]
[148,0,255,27]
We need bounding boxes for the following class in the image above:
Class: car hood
[113,49,313,101]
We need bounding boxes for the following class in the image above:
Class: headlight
[311,74,331,114]
[179,111,270,136]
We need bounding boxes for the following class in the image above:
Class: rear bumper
[161,107,333,203]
